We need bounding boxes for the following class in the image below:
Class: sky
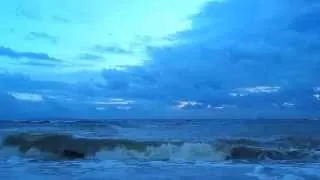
[0,0,320,120]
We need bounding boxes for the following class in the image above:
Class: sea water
[0,119,320,180]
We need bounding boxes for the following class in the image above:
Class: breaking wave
[1,133,320,162]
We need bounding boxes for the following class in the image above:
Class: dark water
[1,119,320,180]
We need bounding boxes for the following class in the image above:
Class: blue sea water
[1,119,320,180]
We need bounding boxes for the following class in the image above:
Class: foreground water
[0,119,320,180]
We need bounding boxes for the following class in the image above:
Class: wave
[1,133,320,162]
[4,120,136,130]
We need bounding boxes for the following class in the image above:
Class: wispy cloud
[16,7,71,24]
[16,9,42,21]
[92,45,132,55]
[176,100,203,109]
[9,92,43,102]
[0,46,61,62]
[52,15,71,24]
[23,61,60,67]
[78,53,105,61]
[27,32,58,44]
[233,86,281,95]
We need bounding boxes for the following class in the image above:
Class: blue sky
[1,0,320,120]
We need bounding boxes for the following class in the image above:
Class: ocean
[0,119,320,180]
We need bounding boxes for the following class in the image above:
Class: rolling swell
[1,133,320,162]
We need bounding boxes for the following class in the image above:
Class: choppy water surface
[1,119,320,180]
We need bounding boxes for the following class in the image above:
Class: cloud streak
[16,8,42,21]
[0,46,62,62]
[51,15,71,24]
[92,45,132,55]
[78,53,105,61]
[27,32,58,44]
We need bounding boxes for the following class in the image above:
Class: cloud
[92,45,132,55]
[16,6,71,24]
[176,101,203,109]
[22,61,60,67]
[314,87,320,92]
[94,98,135,105]
[94,0,320,117]
[27,32,58,44]
[314,94,320,101]
[9,92,43,102]
[282,102,295,108]
[0,91,68,120]
[16,9,42,21]
[0,46,62,62]
[0,73,132,119]
[0,73,66,93]
[2,0,320,119]
[78,53,105,61]
[93,98,135,111]
[51,15,71,23]
[232,86,281,96]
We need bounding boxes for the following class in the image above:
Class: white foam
[24,148,43,157]
[297,166,320,178]
[247,165,274,180]
[0,146,20,157]
[247,165,320,180]
[281,174,305,180]
[95,143,226,162]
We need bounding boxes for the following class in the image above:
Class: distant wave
[1,133,320,162]
[4,119,137,129]
[18,120,53,124]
